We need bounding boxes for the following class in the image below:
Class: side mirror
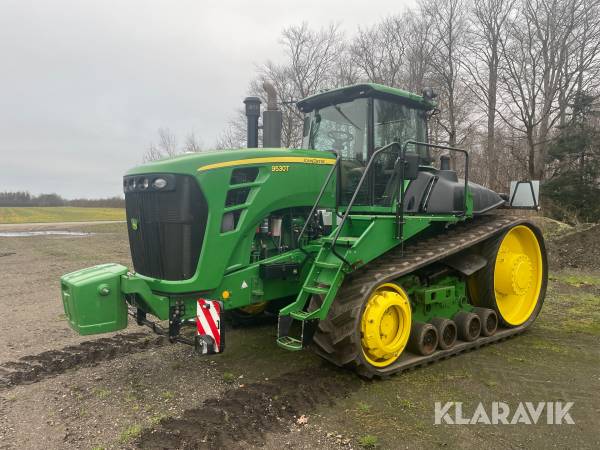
[509,180,540,210]
[399,153,420,180]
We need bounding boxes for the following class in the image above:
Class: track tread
[310,214,542,378]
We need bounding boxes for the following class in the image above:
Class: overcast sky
[0,0,415,198]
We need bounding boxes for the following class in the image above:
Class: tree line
[0,191,124,208]
[214,0,600,222]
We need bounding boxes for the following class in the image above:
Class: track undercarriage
[310,214,547,378]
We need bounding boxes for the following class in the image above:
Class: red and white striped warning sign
[196,299,222,353]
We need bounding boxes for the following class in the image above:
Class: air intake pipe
[243,96,261,148]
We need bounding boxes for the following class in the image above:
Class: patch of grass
[92,388,111,399]
[356,401,371,412]
[505,355,526,363]
[563,318,600,335]
[118,424,142,444]
[483,380,498,388]
[90,446,105,450]
[526,336,567,353]
[398,399,416,409]
[553,273,600,287]
[0,207,124,224]
[149,413,168,426]
[547,292,600,335]
[222,372,236,383]
[358,434,379,448]
[160,391,175,400]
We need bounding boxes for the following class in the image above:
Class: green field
[0,207,125,224]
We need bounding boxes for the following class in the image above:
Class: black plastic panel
[404,169,504,215]
[125,174,208,281]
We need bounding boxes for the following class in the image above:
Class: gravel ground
[0,221,598,450]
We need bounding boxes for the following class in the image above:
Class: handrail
[318,140,470,266]
[396,140,470,242]
[330,141,402,264]
[297,151,340,250]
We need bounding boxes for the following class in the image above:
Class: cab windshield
[302,98,368,163]
[301,96,428,206]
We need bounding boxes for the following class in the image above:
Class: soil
[134,367,359,450]
[1,221,599,450]
[546,224,600,271]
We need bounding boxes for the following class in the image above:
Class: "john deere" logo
[130,218,139,230]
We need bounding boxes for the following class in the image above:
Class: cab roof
[296,83,436,113]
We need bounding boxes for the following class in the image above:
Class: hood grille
[124,174,208,281]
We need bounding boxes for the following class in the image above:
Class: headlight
[152,178,168,189]
[139,178,149,190]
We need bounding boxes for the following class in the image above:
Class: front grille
[124,174,208,281]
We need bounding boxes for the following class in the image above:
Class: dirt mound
[135,366,359,450]
[547,224,600,270]
[0,332,166,389]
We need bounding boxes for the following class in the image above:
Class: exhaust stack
[262,81,282,148]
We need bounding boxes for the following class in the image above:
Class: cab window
[373,99,427,206]
[302,98,369,204]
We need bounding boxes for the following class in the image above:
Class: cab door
[371,98,428,207]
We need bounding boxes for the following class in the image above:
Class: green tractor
[61,83,547,377]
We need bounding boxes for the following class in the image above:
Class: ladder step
[304,285,329,295]
[290,310,313,320]
[276,336,303,351]
[314,261,339,270]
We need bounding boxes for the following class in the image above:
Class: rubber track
[0,332,167,390]
[311,214,532,378]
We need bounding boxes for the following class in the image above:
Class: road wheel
[310,281,412,377]
[359,283,412,367]
[430,317,457,349]
[470,224,547,327]
[407,322,438,356]
[454,311,481,341]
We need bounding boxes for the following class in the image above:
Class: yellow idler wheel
[238,302,267,315]
[360,283,412,368]
[470,224,547,327]
[229,302,268,326]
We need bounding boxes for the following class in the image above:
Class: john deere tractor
[61,83,547,377]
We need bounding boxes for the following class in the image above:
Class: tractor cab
[298,83,434,208]
[298,83,503,216]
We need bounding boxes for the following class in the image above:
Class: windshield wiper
[332,104,361,130]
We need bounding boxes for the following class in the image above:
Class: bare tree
[144,128,205,161]
[212,2,600,202]
[183,132,204,153]
[466,0,515,189]
[557,0,600,126]
[403,12,436,92]
[350,16,406,86]
[281,23,345,98]
[215,109,248,149]
[217,23,346,149]
[420,0,470,151]
[498,0,586,179]
[533,0,584,179]
[144,128,178,162]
